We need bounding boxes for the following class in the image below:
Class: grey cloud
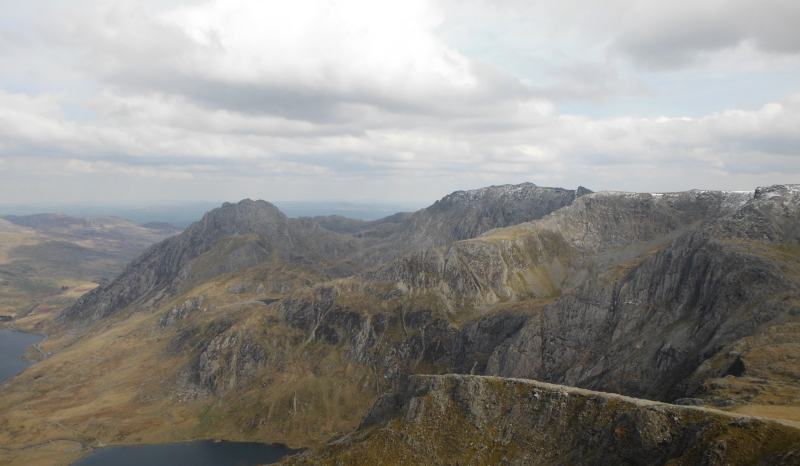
[728,135,800,157]
[722,152,799,175]
[610,0,800,69]
[530,60,651,103]
[95,59,533,127]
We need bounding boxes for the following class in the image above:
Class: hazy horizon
[0,199,430,224]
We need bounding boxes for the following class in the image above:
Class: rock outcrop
[486,186,800,401]
[281,374,800,465]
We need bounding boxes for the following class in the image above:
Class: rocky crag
[281,374,800,465]
[56,184,800,414]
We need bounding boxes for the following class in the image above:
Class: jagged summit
[53,184,592,328]
[755,183,800,200]
[347,183,592,266]
[179,198,293,252]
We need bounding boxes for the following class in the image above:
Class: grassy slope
[0,260,378,466]
[281,375,800,466]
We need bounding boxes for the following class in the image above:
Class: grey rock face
[360,189,754,310]
[54,183,800,426]
[159,296,206,328]
[57,183,583,328]
[196,328,268,397]
[227,282,253,294]
[486,186,800,400]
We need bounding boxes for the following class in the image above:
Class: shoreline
[7,301,50,359]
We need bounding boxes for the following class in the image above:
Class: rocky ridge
[347,183,591,267]
[486,185,800,401]
[281,374,800,465]
[160,184,800,416]
[274,188,785,401]
[55,184,588,328]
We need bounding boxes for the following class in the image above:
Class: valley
[1,183,799,465]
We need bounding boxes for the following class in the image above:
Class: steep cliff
[282,374,800,465]
[486,185,800,401]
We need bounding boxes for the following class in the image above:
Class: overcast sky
[1,0,799,205]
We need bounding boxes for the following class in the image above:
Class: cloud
[44,0,535,124]
[1,0,799,204]
[3,79,798,194]
[610,0,800,69]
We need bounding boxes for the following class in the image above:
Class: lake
[0,328,44,383]
[70,440,301,466]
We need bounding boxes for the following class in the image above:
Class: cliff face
[360,189,752,305]
[282,374,800,466]
[276,186,800,406]
[486,185,800,401]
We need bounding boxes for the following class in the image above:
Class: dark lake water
[0,328,44,383]
[70,440,301,466]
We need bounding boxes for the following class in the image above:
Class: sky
[1,0,799,205]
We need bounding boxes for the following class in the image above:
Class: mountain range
[2,183,799,465]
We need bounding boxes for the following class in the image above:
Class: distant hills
[0,213,179,332]
[0,200,426,229]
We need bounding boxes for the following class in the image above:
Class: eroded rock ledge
[282,374,800,465]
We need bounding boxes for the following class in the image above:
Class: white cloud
[45,0,534,123]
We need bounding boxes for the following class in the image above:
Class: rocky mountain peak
[345,183,593,267]
[755,183,800,200]
[186,199,291,249]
